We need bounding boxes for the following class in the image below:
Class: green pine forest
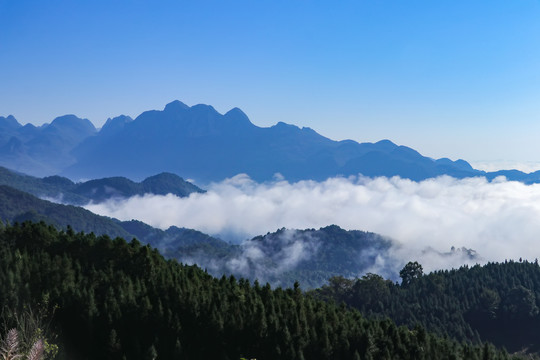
[314,261,540,355]
[0,221,522,360]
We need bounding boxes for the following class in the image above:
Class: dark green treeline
[0,221,518,359]
[315,261,540,355]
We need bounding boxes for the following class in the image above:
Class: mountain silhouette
[0,166,203,205]
[2,101,540,184]
[0,114,96,176]
[62,101,482,183]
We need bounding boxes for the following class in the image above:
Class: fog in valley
[85,174,540,274]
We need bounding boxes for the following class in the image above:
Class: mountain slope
[0,185,131,238]
[0,185,218,254]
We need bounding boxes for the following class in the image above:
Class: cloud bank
[85,174,540,273]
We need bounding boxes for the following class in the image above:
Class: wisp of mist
[84,174,540,273]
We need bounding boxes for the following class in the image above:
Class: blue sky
[1,1,540,166]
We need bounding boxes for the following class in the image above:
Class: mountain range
[0,114,96,176]
[0,165,203,205]
[3,101,540,184]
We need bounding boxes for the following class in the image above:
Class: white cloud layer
[84,174,540,273]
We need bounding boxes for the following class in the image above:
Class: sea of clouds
[84,174,540,273]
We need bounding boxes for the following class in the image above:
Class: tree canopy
[0,221,520,359]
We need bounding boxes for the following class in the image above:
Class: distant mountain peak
[273,121,297,129]
[224,107,253,128]
[50,114,84,124]
[101,115,133,136]
[163,100,189,113]
[376,139,396,146]
[104,115,132,124]
[224,107,248,120]
[49,114,97,134]
[191,103,218,114]
[0,115,21,130]
[163,101,223,120]
[5,115,19,124]
[374,139,398,151]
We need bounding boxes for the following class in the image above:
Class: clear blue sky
[1,0,540,166]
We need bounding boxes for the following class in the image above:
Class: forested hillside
[314,260,540,355]
[0,185,132,239]
[0,184,231,257]
[172,225,394,288]
[0,221,517,359]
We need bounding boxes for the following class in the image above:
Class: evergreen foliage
[0,185,132,239]
[163,225,393,289]
[0,221,518,359]
[315,260,540,355]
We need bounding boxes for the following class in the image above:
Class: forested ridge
[165,225,393,289]
[315,260,540,355]
[0,185,133,239]
[0,221,518,359]
[0,166,203,205]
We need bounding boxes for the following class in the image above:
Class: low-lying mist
[84,174,540,273]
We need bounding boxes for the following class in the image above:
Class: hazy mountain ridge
[0,166,203,205]
[3,101,538,184]
[0,114,97,176]
[163,224,478,288]
[0,184,229,256]
[0,185,132,239]
[63,101,483,182]
[175,225,394,288]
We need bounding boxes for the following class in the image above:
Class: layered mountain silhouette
[0,166,203,205]
[0,114,97,176]
[3,101,540,183]
[0,184,227,254]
